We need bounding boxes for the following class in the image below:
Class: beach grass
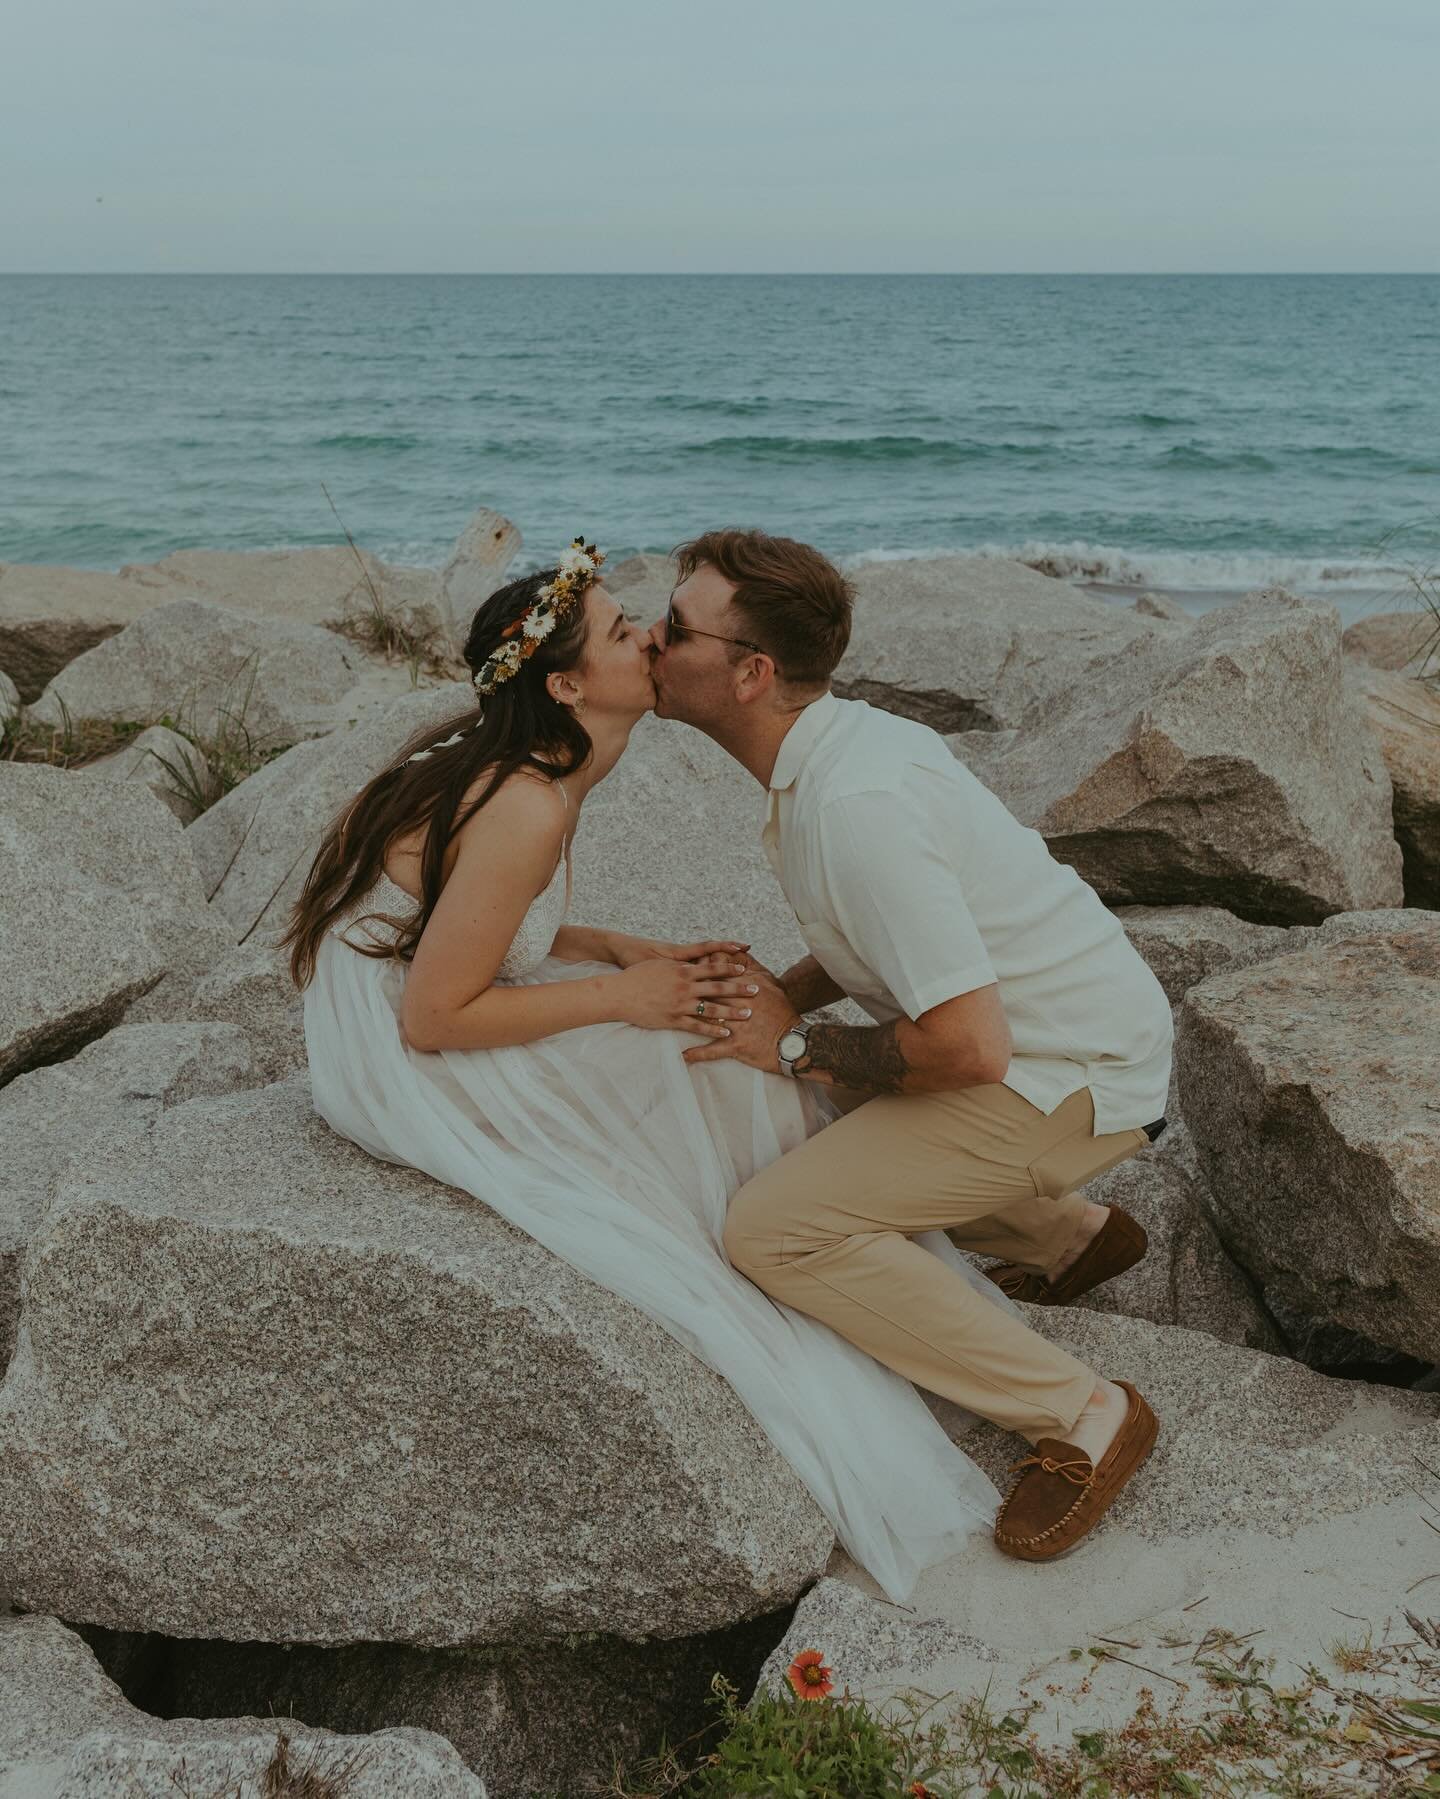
[551,1623,1440,1799]
[0,657,294,816]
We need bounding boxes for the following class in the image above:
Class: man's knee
[722,1169,788,1274]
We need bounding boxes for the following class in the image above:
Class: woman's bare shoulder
[452,765,568,854]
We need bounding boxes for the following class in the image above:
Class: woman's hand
[608,932,750,970]
[611,953,761,1039]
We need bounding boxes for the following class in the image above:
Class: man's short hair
[672,527,854,688]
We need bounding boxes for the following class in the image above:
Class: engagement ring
[695,1001,706,1018]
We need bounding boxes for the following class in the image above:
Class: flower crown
[404,538,605,765]
[474,537,606,696]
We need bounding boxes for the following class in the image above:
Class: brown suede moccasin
[985,1204,1148,1306]
[993,1380,1158,1561]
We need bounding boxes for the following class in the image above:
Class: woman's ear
[546,670,583,710]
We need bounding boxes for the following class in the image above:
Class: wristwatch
[777,1023,810,1078]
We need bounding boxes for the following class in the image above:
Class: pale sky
[3,0,1437,273]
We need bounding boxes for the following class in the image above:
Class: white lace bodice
[330,788,573,982]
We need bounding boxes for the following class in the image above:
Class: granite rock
[751,1576,998,1704]
[948,590,1404,925]
[28,597,366,748]
[0,1022,255,1376]
[0,1077,831,1645]
[1176,909,1440,1360]
[573,714,810,973]
[0,764,231,1088]
[0,1612,486,1798]
[836,555,1169,733]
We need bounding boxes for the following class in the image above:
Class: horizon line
[2,268,1438,279]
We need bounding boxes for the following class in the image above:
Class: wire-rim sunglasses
[663,596,764,655]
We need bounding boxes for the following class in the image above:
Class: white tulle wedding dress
[302,826,1013,1604]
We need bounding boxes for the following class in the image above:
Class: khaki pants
[722,1081,1150,1440]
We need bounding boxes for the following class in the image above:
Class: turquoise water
[2,274,1437,606]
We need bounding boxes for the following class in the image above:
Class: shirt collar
[767,690,841,793]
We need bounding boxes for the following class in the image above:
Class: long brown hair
[277,567,593,990]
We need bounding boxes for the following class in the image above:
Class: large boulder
[186,682,473,940]
[950,590,1404,925]
[604,551,680,624]
[574,715,809,972]
[756,1310,1439,1760]
[1177,910,1440,1361]
[0,764,230,1087]
[437,508,522,651]
[27,597,368,747]
[0,1613,485,1798]
[0,1022,255,1376]
[836,555,1170,733]
[1347,663,1440,907]
[0,1076,831,1646]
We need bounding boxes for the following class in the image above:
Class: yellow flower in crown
[475,537,606,695]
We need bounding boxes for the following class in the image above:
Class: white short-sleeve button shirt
[761,692,1173,1136]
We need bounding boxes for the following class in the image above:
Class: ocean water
[2,274,1438,617]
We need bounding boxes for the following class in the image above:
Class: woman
[281,539,1008,1605]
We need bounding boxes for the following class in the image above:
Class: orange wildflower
[785,1647,834,1700]
[909,1784,933,1798]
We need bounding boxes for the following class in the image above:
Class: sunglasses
[663,596,763,655]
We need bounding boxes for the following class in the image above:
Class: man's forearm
[780,955,846,1014]
[550,924,619,965]
[792,1016,993,1096]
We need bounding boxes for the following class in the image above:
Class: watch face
[779,1029,808,1062]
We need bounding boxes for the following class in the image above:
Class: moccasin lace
[1008,1452,1094,1487]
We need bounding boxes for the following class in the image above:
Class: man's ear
[733,653,777,707]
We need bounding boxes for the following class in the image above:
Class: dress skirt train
[303,933,1015,1604]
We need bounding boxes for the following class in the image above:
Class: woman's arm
[399,781,753,1053]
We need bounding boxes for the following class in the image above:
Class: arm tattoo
[793,1019,911,1095]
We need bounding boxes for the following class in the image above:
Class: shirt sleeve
[812,777,998,1020]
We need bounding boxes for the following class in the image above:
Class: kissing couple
[281,527,1174,1603]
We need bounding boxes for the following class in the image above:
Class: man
[648,528,1173,1561]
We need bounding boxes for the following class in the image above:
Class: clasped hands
[608,932,800,1074]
